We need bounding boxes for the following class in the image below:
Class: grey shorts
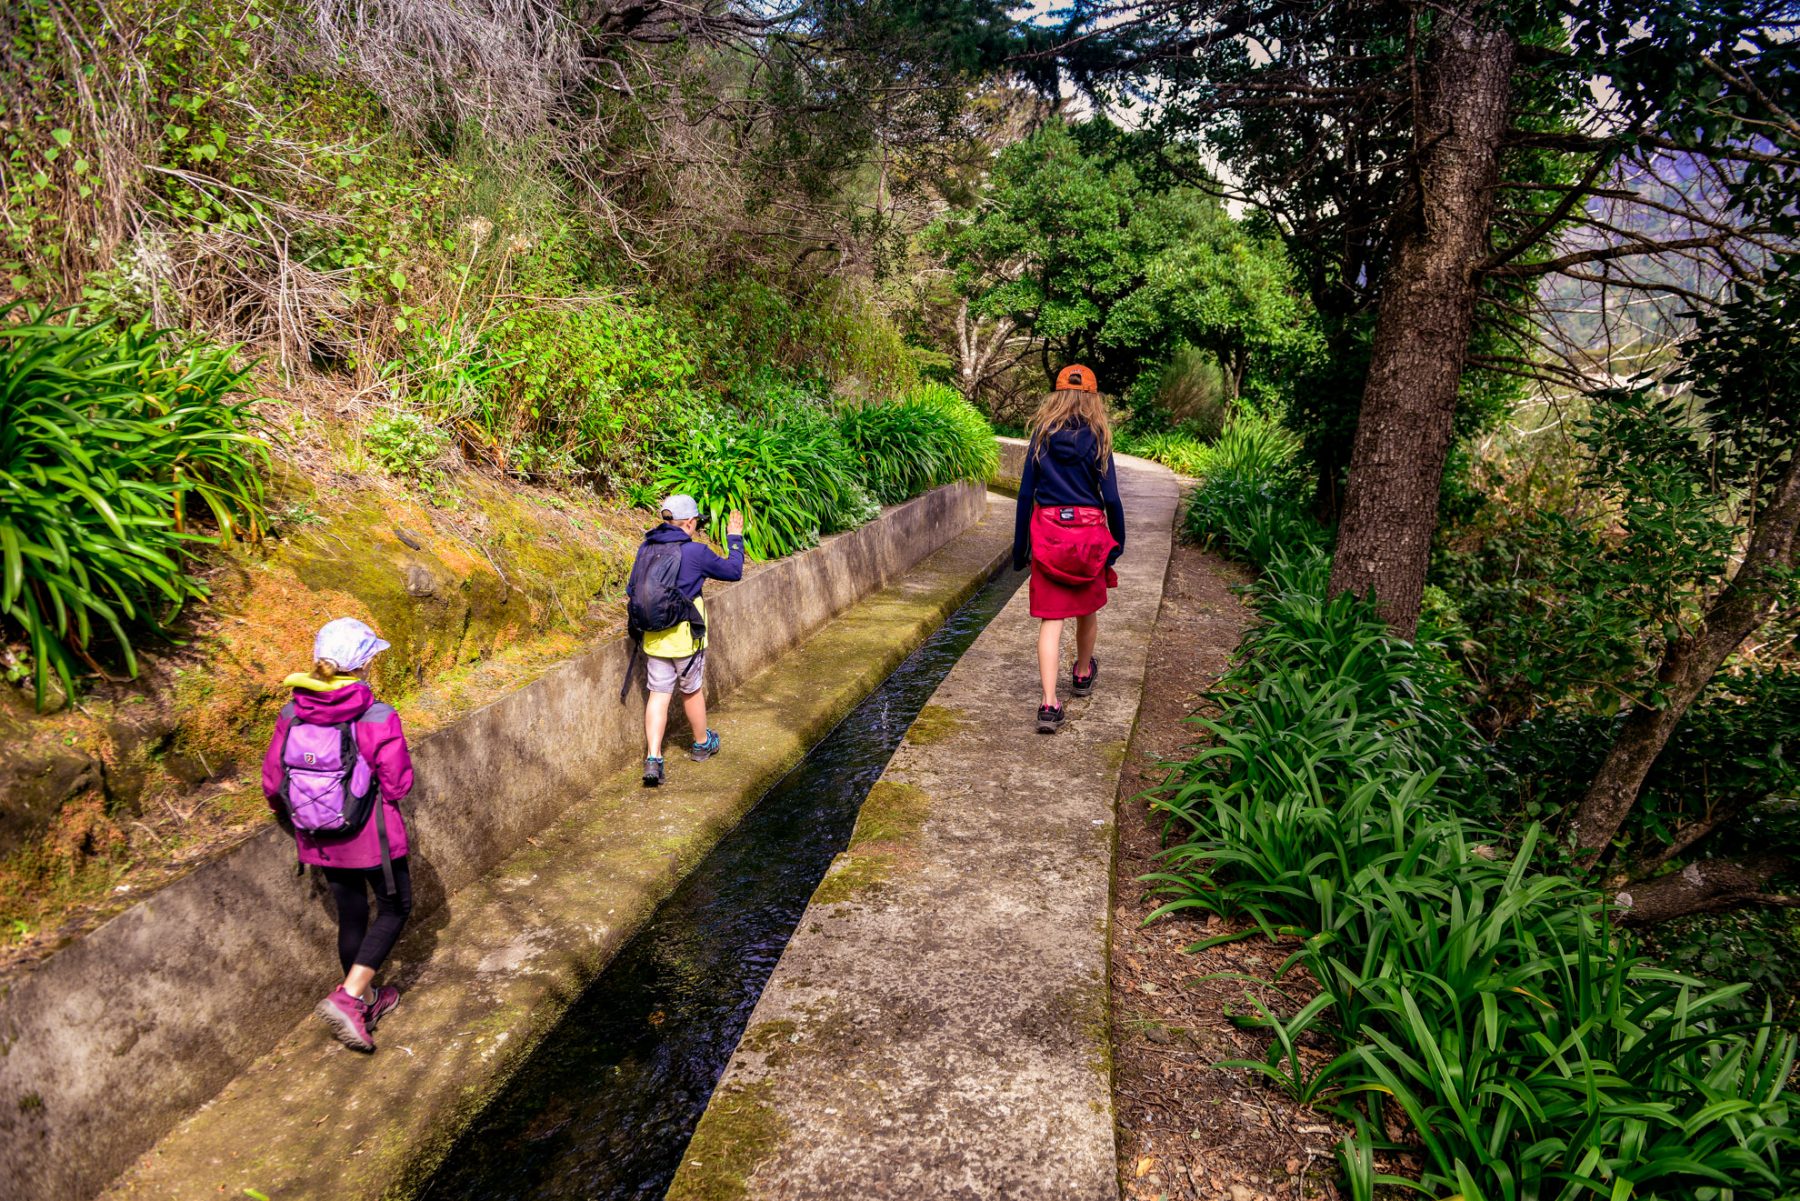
[645,649,705,695]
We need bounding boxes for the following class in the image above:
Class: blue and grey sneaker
[690,729,721,762]
[642,756,665,787]
[1071,656,1099,698]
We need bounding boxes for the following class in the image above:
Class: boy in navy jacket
[629,494,745,785]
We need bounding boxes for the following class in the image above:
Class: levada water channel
[421,564,1025,1200]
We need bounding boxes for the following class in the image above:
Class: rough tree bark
[954,300,1022,399]
[1615,853,1799,926]
[1326,13,1516,637]
[1568,449,1800,860]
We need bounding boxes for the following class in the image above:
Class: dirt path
[1110,526,1349,1201]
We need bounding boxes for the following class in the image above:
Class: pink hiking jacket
[261,677,414,869]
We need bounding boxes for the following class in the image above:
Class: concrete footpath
[668,455,1178,1201]
[97,497,1015,1201]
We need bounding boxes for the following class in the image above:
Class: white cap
[660,494,700,521]
[313,617,391,673]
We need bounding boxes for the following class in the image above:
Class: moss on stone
[741,1019,799,1055]
[665,1080,787,1201]
[904,704,964,746]
[812,780,932,905]
[809,853,889,906]
[1054,973,1113,1083]
[1099,739,1128,771]
[847,781,930,849]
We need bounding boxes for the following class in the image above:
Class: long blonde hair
[1029,389,1113,463]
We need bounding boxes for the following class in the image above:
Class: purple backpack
[276,704,397,892]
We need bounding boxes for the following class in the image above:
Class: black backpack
[621,536,708,702]
[625,538,706,643]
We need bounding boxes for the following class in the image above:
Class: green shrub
[1125,410,1302,488]
[481,302,703,488]
[1193,409,1303,489]
[1129,345,1231,440]
[1118,429,1211,476]
[837,384,997,505]
[1149,484,1799,1200]
[0,308,267,707]
[653,408,874,561]
[364,409,451,490]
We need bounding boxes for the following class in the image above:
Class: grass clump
[1118,429,1211,476]
[654,406,875,561]
[657,384,995,562]
[1149,474,1800,1200]
[0,307,267,707]
[837,383,998,505]
[1121,410,1302,485]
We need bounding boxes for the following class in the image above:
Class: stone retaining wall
[0,480,987,1201]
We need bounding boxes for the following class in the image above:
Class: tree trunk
[1614,854,1798,926]
[1326,15,1516,637]
[954,300,1020,400]
[1568,449,1800,859]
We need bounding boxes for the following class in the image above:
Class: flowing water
[421,564,1023,1201]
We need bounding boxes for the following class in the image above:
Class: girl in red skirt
[1012,365,1126,733]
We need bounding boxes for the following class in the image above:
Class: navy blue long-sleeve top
[630,524,746,600]
[1012,425,1126,572]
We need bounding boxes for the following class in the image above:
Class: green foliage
[1439,261,1800,731]
[479,303,703,487]
[1125,345,1231,440]
[928,119,1317,397]
[1496,669,1800,855]
[838,384,997,504]
[1195,411,1301,487]
[684,278,918,403]
[1116,430,1211,477]
[1123,405,1302,483]
[653,408,874,561]
[1154,480,1799,1199]
[1649,905,1800,1026]
[654,384,993,560]
[363,410,450,485]
[0,307,266,707]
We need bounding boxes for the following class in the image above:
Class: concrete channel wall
[0,480,987,1201]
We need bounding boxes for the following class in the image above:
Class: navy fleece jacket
[1012,425,1126,572]
[629,524,746,600]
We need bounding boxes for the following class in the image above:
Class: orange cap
[1055,363,1098,393]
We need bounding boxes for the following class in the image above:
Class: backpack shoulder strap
[279,701,297,720]
[358,702,396,724]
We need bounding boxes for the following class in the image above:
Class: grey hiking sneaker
[1071,655,1099,698]
[690,729,721,762]
[1036,703,1065,734]
[643,756,665,787]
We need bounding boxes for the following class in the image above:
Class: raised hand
[727,509,745,537]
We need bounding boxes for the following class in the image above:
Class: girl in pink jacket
[262,617,415,1053]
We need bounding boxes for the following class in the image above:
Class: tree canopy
[928,119,1315,403]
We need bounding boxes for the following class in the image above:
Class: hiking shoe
[689,729,721,762]
[643,756,665,787]
[365,985,399,1028]
[1071,656,1099,698]
[316,987,374,1052]
[1036,703,1065,734]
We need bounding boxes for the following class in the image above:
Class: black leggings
[323,860,413,974]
